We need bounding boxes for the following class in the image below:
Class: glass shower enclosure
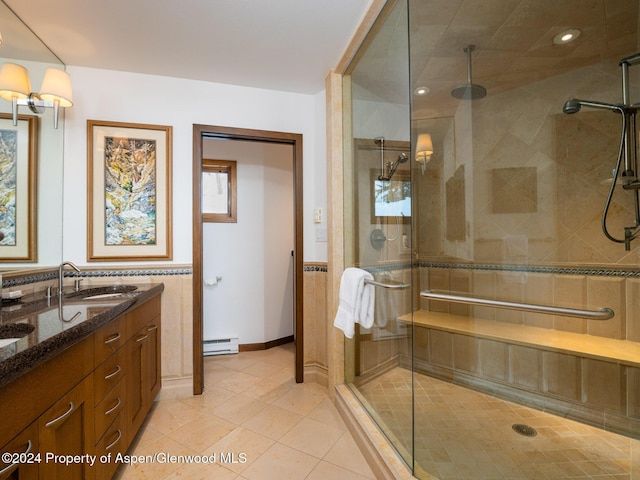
[343,1,640,478]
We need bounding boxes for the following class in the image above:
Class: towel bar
[364,279,409,290]
[420,290,614,320]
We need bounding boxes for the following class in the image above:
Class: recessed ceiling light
[554,29,581,45]
[414,86,430,96]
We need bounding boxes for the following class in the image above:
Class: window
[202,159,237,223]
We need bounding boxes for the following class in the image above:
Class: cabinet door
[39,377,95,480]
[0,422,39,480]
[127,327,148,435]
[146,317,161,402]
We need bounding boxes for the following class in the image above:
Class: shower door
[407,0,640,479]
[341,0,416,469]
[343,0,640,479]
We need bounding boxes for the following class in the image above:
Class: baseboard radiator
[203,337,239,356]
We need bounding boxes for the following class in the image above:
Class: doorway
[192,124,304,395]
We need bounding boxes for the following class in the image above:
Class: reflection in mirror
[0,0,65,271]
[412,116,455,257]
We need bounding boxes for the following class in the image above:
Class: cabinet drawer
[94,347,126,405]
[95,377,126,444]
[126,296,161,339]
[94,412,126,480]
[0,421,39,480]
[94,315,126,366]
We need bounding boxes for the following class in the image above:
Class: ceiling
[352,0,640,117]
[2,0,371,94]
[3,0,640,110]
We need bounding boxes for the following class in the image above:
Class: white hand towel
[333,267,375,339]
[374,272,396,328]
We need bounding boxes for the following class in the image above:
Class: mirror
[0,0,65,270]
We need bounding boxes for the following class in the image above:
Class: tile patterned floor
[357,367,640,480]
[115,344,376,480]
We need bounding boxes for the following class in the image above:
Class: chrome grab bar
[420,290,614,320]
[364,278,409,290]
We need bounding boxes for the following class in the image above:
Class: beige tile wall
[83,266,332,393]
[78,269,195,399]
[414,264,640,436]
[421,266,637,341]
[7,264,333,398]
[303,265,329,384]
[413,324,640,436]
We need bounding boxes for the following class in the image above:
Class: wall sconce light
[0,62,73,129]
[415,133,433,174]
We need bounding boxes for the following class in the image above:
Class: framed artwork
[0,113,38,262]
[87,120,172,261]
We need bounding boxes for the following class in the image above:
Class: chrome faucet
[59,261,81,295]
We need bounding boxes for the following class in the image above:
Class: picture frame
[0,113,38,263]
[87,120,172,261]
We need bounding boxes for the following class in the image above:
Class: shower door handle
[420,290,614,320]
[364,279,409,290]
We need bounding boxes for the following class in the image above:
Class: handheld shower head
[562,99,582,114]
[379,153,409,180]
[563,98,622,114]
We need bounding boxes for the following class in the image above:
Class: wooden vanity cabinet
[0,291,162,480]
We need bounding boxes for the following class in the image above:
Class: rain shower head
[451,44,487,100]
[451,84,487,100]
[562,98,622,114]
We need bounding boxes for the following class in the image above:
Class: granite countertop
[0,283,164,389]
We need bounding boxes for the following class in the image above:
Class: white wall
[62,66,328,264]
[201,139,294,344]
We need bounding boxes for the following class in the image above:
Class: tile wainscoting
[2,263,331,397]
[303,263,329,385]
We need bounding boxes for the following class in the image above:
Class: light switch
[313,207,323,223]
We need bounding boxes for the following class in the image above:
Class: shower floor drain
[512,423,538,437]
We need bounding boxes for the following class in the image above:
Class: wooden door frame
[192,124,304,395]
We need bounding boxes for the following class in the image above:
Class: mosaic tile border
[2,267,193,288]
[419,261,640,278]
[3,272,57,288]
[357,261,640,278]
[4,264,329,288]
[70,268,193,278]
[14,262,629,288]
[304,264,327,272]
